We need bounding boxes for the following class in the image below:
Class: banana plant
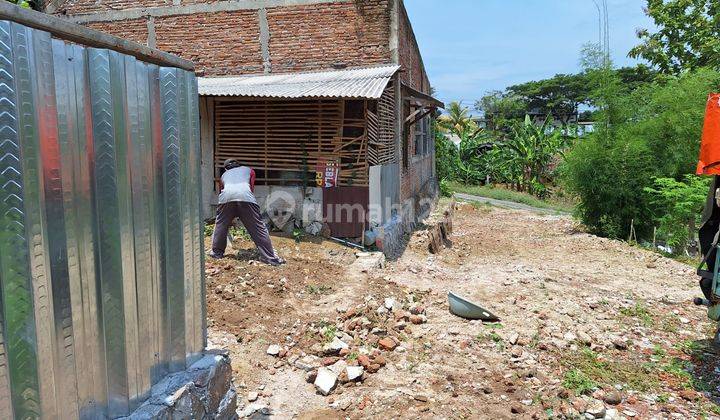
[502,115,566,196]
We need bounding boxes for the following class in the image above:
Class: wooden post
[652,226,657,248]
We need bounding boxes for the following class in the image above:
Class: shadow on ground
[683,339,720,408]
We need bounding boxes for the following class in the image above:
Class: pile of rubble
[265,293,428,396]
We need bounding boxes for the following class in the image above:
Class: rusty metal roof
[198,65,401,99]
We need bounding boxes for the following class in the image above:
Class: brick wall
[85,18,149,46]
[87,12,263,76]
[267,1,391,72]
[154,11,263,75]
[61,0,170,15]
[53,0,393,76]
[400,152,435,202]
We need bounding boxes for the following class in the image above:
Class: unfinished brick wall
[85,18,149,46]
[81,11,263,76]
[60,0,170,15]
[154,11,263,75]
[53,0,393,76]
[267,1,391,72]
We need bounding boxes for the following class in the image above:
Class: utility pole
[591,0,611,66]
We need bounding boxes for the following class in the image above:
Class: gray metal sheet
[0,20,40,420]
[12,21,58,419]
[160,66,187,373]
[0,19,204,418]
[198,65,401,99]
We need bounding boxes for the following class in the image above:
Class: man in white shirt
[209,159,284,265]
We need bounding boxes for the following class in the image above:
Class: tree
[475,91,525,132]
[562,66,720,239]
[476,66,657,131]
[629,0,720,74]
[644,175,710,253]
[434,102,490,184]
[506,74,590,125]
[454,130,493,185]
[433,119,458,182]
[437,101,475,138]
[616,65,658,91]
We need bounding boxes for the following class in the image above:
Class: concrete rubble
[313,367,338,395]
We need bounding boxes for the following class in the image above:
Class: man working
[209,159,284,266]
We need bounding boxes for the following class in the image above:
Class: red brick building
[49,0,441,254]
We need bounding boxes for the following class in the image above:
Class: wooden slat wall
[214,98,369,186]
[368,83,397,166]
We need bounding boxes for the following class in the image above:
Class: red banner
[316,160,339,188]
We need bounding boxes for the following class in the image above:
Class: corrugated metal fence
[0,18,205,419]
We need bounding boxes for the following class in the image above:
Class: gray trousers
[211,201,282,264]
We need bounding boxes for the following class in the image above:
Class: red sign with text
[316,160,339,188]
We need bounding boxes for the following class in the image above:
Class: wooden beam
[406,108,433,129]
[404,108,423,124]
[401,83,444,109]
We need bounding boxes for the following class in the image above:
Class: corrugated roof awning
[198,65,401,99]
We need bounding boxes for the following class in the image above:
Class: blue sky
[405,0,654,112]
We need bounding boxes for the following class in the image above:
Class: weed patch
[619,302,654,327]
[230,225,250,241]
[306,284,333,295]
[563,369,597,396]
[562,347,657,394]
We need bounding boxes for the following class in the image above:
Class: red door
[322,187,369,238]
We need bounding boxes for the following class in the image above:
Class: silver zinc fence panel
[0,12,204,420]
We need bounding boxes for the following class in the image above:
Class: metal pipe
[330,236,366,251]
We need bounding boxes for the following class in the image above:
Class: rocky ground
[205,201,720,419]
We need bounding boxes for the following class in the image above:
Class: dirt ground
[205,201,720,419]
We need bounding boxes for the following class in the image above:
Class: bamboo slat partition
[214,98,370,186]
[368,83,397,165]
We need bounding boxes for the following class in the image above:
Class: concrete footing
[122,350,237,419]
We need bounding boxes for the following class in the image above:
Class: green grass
[474,329,505,351]
[563,368,597,396]
[619,302,654,327]
[322,325,337,342]
[230,225,250,240]
[204,223,251,240]
[562,347,657,395]
[447,181,574,213]
[306,284,333,295]
[674,339,707,356]
[662,357,713,392]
